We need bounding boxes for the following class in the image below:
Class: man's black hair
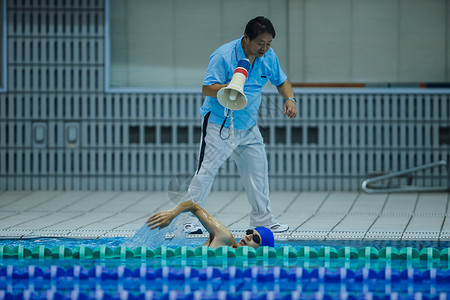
[244,16,276,40]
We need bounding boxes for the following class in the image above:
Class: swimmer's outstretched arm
[146,200,233,242]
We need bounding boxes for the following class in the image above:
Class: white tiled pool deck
[0,191,449,242]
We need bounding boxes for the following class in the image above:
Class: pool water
[0,235,449,299]
[0,222,449,299]
[0,265,449,300]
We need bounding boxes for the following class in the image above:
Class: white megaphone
[217,58,251,110]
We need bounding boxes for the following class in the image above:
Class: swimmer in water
[146,200,274,249]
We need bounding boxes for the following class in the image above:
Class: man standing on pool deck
[183,16,297,234]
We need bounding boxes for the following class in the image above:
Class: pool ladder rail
[361,160,449,193]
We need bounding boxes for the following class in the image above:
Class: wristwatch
[284,97,297,104]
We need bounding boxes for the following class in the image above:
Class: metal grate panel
[1,1,449,192]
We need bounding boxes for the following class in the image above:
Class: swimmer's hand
[146,200,197,230]
[146,209,176,230]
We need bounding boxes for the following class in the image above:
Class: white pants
[184,115,277,227]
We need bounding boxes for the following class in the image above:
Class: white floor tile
[0,191,448,241]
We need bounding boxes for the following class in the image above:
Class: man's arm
[276,79,298,119]
[202,83,228,98]
[147,200,233,241]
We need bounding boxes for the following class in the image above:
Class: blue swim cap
[254,227,274,247]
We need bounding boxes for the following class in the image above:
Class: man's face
[237,229,262,249]
[244,32,273,58]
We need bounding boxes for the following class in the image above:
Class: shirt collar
[236,36,247,60]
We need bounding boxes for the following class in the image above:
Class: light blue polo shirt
[201,36,287,130]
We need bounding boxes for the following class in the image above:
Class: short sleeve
[268,53,288,87]
[203,53,228,86]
